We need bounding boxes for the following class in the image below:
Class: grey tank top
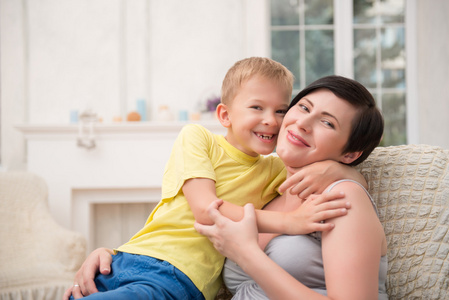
[223,180,388,300]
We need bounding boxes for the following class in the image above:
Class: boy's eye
[276,109,287,115]
[250,106,262,110]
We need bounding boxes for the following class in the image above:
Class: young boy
[67,58,362,300]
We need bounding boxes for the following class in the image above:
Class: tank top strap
[326,179,378,215]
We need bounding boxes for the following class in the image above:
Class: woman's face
[276,88,359,169]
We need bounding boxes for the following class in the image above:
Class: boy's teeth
[257,133,273,140]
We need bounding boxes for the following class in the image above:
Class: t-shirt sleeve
[161,124,217,200]
[263,155,286,197]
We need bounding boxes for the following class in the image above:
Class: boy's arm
[183,178,350,234]
[182,178,221,225]
[279,160,367,198]
[182,178,260,225]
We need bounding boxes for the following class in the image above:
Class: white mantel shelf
[16,121,226,252]
[16,120,224,138]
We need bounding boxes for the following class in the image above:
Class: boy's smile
[218,75,290,157]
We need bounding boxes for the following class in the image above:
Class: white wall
[1,0,449,171]
[1,0,28,170]
[416,0,449,147]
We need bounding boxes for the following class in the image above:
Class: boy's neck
[223,134,260,158]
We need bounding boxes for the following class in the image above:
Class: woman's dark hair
[289,75,384,166]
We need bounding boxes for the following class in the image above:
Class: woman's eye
[323,120,335,129]
[299,104,309,112]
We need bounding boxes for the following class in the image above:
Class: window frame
[245,0,418,145]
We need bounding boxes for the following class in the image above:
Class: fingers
[66,247,114,299]
[206,199,227,227]
[242,203,256,223]
[78,249,111,295]
[320,198,351,210]
[71,283,84,299]
[279,176,319,198]
[278,173,302,194]
[310,191,346,205]
[78,248,112,296]
[241,203,258,237]
[194,199,225,236]
[310,222,335,232]
[301,207,348,233]
[62,286,73,300]
[79,271,98,296]
[297,186,317,200]
[99,251,112,275]
[310,198,353,232]
[194,221,211,236]
[309,194,351,221]
[317,205,349,220]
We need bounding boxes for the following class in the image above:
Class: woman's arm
[195,186,385,300]
[63,247,114,299]
[321,181,385,300]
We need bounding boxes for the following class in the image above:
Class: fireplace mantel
[16,121,224,138]
[16,121,226,252]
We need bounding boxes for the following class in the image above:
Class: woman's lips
[287,130,310,147]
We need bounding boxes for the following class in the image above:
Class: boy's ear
[216,103,231,128]
[340,151,362,164]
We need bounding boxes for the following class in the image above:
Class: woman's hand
[194,199,260,263]
[279,160,367,198]
[63,247,114,299]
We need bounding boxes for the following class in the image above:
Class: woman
[194,75,388,300]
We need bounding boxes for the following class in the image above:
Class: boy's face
[222,75,290,157]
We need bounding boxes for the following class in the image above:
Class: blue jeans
[69,252,204,300]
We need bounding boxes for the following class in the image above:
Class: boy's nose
[262,113,278,126]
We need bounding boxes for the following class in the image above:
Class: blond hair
[221,57,294,105]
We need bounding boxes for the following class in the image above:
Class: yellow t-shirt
[117,124,286,300]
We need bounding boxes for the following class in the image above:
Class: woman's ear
[340,151,363,164]
[216,103,231,128]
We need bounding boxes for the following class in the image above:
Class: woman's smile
[276,88,358,168]
[287,130,310,147]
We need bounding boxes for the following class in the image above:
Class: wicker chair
[0,171,86,300]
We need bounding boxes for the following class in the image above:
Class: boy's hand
[63,247,113,299]
[279,160,367,198]
[283,191,351,235]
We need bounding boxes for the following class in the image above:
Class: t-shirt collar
[217,135,260,165]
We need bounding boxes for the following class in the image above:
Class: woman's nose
[296,116,312,132]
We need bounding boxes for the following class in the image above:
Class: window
[270,0,407,146]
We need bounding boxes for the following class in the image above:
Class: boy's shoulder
[179,123,212,138]
[181,123,211,134]
[178,124,218,146]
